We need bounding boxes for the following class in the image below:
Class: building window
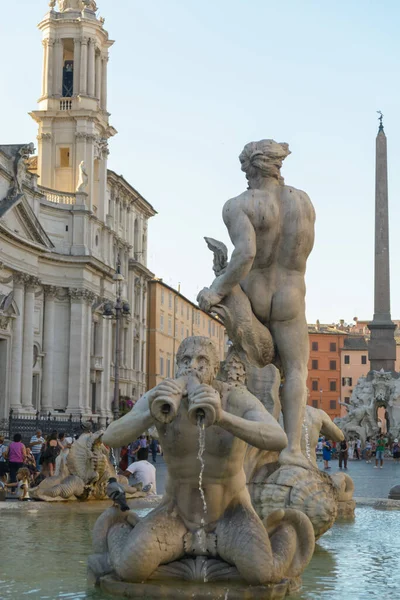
[160,313,164,332]
[168,317,172,336]
[342,377,352,386]
[344,397,350,404]
[330,342,337,352]
[344,355,350,364]
[312,400,318,408]
[168,293,172,309]
[186,328,189,338]
[181,325,184,338]
[330,400,337,410]
[311,359,318,370]
[330,381,337,392]
[175,300,179,315]
[329,360,336,370]
[166,357,171,378]
[159,356,164,376]
[311,341,318,351]
[212,322,215,336]
[60,147,70,168]
[361,355,367,365]
[161,289,164,305]
[181,304,184,316]
[312,380,318,391]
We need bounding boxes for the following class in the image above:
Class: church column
[88,38,96,97]
[101,55,108,110]
[10,274,25,412]
[67,289,87,414]
[21,276,39,412]
[41,286,57,413]
[102,317,112,417]
[80,37,88,95]
[73,38,81,96]
[46,40,55,97]
[54,39,63,97]
[41,39,48,97]
[95,49,102,101]
[84,292,95,413]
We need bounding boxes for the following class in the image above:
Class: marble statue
[31,430,147,502]
[76,161,89,193]
[89,336,314,590]
[197,139,316,470]
[334,370,400,443]
[6,143,35,199]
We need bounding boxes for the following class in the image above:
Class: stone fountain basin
[98,574,297,600]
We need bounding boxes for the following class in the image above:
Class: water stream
[303,416,312,462]
[197,413,208,525]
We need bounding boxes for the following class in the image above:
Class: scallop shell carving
[250,465,338,540]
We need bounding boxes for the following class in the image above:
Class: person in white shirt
[30,430,45,471]
[122,448,156,494]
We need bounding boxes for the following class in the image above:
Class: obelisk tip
[377,111,384,133]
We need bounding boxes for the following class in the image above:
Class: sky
[1,0,400,324]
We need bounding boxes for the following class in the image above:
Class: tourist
[24,447,37,479]
[55,432,71,475]
[29,429,45,471]
[122,447,156,494]
[6,433,27,485]
[127,439,140,465]
[374,435,385,469]
[41,431,62,477]
[5,467,31,501]
[338,438,348,469]
[322,439,332,469]
[365,438,372,463]
[348,440,355,460]
[316,437,323,461]
[149,437,159,463]
[354,438,361,460]
[392,439,400,464]
[118,446,129,472]
[139,434,148,449]
[0,435,8,477]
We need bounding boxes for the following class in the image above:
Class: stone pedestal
[96,574,295,600]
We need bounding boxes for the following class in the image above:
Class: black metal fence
[0,410,109,444]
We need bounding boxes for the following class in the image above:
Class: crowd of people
[317,435,400,470]
[0,429,73,500]
[0,429,161,501]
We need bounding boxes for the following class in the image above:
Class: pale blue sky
[2,1,400,324]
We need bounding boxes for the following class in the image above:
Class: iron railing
[0,410,109,444]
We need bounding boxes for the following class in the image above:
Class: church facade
[0,1,156,421]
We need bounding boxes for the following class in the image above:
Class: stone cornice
[68,288,97,304]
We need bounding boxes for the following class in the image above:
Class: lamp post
[103,257,130,420]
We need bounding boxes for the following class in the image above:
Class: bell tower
[30,0,116,220]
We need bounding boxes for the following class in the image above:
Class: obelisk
[368,113,397,372]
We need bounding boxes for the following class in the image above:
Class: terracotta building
[307,324,348,420]
[147,280,227,389]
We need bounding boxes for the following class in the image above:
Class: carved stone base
[98,573,298,599]
[336,499,356,519]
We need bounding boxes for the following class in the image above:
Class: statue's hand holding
[148,378,184,424]
[197,287,224,313]
[188,384,222,427]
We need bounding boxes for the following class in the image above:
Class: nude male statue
[197,139,316,470]
[98,336,314,584]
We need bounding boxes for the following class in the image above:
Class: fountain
[88,139,354,598]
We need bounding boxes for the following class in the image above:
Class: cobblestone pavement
[318,457,400,499]
[156,455,400,499]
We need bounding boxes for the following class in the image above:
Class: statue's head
[239,139,290,186]
[176,336,220,385]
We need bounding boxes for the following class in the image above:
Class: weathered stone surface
[91,336,315,587]
[197,139,315,471]
[98,573,294,600]
[388,485,400,500]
